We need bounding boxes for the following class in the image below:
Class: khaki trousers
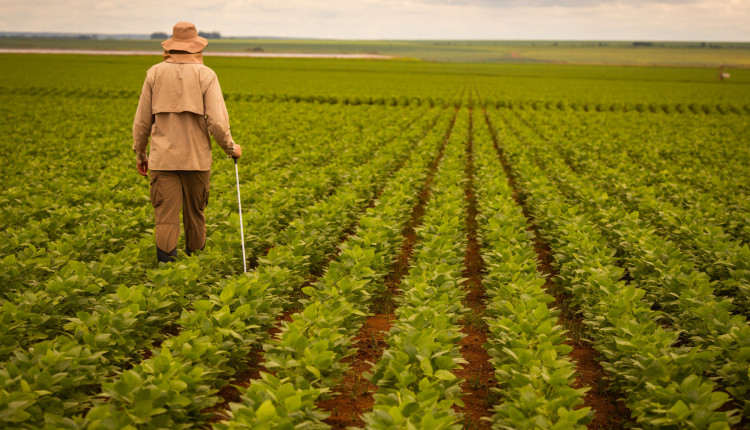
[149,170,211,254]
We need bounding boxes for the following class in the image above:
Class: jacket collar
[163,50,204,64]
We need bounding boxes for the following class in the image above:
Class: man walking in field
[133,21,241,263]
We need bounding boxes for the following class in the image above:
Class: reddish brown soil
[724,402,750,430]
[317,109,458,427]
[146,323,181,358]
[319,314,393,428]
[203,348,270,422]
[454,108,495,429]
[203,311,290,422]
[482,108,632,428]
[455,326,496,429]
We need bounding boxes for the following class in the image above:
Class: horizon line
[1,31,749,44]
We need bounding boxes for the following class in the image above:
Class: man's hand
[231,144,242,159]
[137,159,148,176]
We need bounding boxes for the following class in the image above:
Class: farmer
[133,21,241,263]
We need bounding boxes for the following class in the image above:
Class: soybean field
[0,53,749,429]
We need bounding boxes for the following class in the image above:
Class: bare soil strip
[482,108,631,429]
[317,314,392,429]
[203,310,291,422]
[318,109,458,428]
[453,108,496,429]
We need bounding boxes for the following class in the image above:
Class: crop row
[517,110,750,315]
[0,99,404,296]
[0,99,434,245]
[471,110,591,428]
[213,108,455,430]
[490,99,750,115]
[0,101,421,251]
[80,115,439,430]
[1,95,149,237]
[501,108,750,417]
[522,109,749,243]
[2,53,748,430]
[0,105,431,365]
[3,85,749,116]
[559,111,749,193]
[485,108,742,428]
[0,86,455,109]
[358,108,469,429]
[0,107,441,429]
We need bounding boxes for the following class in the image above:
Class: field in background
[1,53,749,429]
[1,37,749,65]
[2,53,749,106]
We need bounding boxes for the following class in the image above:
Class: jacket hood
[163,50,204,64]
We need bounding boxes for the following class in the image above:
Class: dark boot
[157,247,178,263]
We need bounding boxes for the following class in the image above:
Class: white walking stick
[234,157,247,273]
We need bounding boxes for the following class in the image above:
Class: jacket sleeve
[203,73,236,156]
[132,72,154,162]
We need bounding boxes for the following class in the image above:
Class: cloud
[1,0,748,40]
[411,0,704,7]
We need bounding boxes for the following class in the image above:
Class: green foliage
[0,52,747,429]
[472,111,590,428]
[488,107,743,427]
[216,107,451,429]
[505,107,750,417]
[361,108,470,428]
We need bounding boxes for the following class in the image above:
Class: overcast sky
[2,0,749,41]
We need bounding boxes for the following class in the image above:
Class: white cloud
[1,0,748,40]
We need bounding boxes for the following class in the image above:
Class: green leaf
[284,394,302,412]
[669,401,689,419]
[116,285,130,301]
[170,379,188,392]
[434,370,456,380]
[219,284,236,303]
[306,365,321,378]
[256,400,277,422]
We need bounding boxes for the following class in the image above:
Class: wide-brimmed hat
[161,22,208,53]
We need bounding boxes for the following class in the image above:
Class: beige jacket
[133,51,235,171]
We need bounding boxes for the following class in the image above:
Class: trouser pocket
[150,171,181,252]
[149,175,164,208]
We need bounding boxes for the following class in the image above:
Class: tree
[198,31,221,39]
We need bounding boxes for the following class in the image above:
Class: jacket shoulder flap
[151,63,213,116]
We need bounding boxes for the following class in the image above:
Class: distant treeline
[150,31,221,39]
[633,41,728,49]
